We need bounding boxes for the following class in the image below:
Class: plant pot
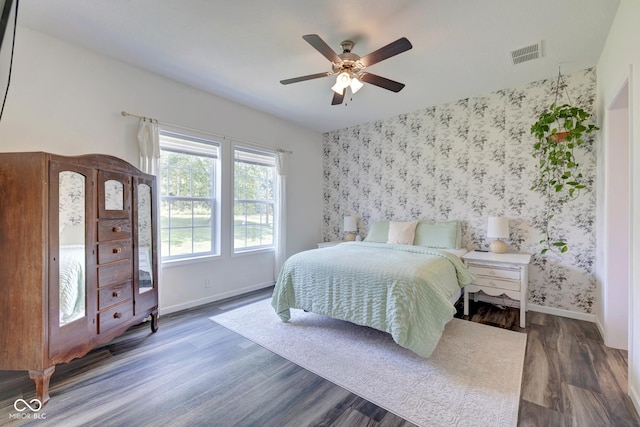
[550,131,571,142]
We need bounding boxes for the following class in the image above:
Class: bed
[271,220,475,357]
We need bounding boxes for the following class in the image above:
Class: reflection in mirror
[105,179,124,210]
[138,184,153,292]
[59,171,86,325]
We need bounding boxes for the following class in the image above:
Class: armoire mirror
[137,183,153,292]
[104,179,124,211]
[58,171,87,325]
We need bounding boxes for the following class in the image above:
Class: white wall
[0,26,324,312]
[596,0,640,413]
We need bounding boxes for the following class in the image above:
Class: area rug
[210,298,527,427]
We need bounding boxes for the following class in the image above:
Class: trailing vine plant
[530,70,598,255]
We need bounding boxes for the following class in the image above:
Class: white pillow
[387,221,418,245]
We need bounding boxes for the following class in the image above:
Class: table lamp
[344,216,357,241]
[487,216,509,253]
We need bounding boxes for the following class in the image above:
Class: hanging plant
[529,67,599,255]
[530,101,598,254]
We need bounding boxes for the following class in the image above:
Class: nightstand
[462,251,532,328]
[317,241,344,248]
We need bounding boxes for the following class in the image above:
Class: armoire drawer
[98,301,133,334]
[98,241,132,264]
[98,260,132,286]
[98,282,132,310]
[97,219,132,242]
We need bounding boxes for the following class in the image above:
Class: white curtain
[136,118,162,299]
[137,118,160,176]
[274,151,289,279]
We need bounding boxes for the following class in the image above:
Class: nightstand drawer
[474,276,521,292]
[467,264,521,281]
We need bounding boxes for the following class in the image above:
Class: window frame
[232,145,277,254]
[159,129,221,262]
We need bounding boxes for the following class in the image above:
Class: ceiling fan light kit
[280,34,412,105]
[331,71,363,95]
[349,76,364,93]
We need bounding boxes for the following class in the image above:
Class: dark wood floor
[460,300,640,427]
[0,288,638,426]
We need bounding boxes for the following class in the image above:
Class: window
[234,147,276,252]
[159,131,219,260]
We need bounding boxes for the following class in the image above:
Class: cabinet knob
[112,248,122,254]
[112,226,122,233]
[112,291,121,298]
[113,312,122,319]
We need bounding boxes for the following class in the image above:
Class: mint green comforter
[271,242,475,358]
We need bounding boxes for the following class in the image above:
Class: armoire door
[48,161,97,361]
[133,175,158,314]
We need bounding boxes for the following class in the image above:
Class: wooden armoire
[0,152,159,404]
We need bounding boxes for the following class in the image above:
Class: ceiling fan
[280,34,413,105]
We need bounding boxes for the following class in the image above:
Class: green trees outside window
[159,131,278,260]
[159,132,218,259]
[234,148,276,252]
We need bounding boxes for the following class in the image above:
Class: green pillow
[413,220,461,249]
[364,220,389,242]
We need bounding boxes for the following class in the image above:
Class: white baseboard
[595,317,606,341]
[527,303,596,323]
[630,383,640,419]
[159,281,274,315]
[594,316,612,349]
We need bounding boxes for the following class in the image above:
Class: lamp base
[489,239,508,254]
[344,232,356,241]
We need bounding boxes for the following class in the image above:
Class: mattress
[272,242,475,357]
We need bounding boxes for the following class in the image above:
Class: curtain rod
[120,111,293,154]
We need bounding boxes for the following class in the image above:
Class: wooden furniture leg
[28,366,55,405]
[150,311,159,333]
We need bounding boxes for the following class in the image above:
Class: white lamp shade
[331,82,344,94]
[344,216,357,232]
[332,72,354,94]
[487,216,509,239]
[350,77,364,94]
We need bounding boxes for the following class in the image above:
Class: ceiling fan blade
[359,37,412,67]
[303,34,342,63]
[359,73,406,92]
[280,72,331,85]
[331,89,345,105]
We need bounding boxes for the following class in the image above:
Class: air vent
[510,41,542,65]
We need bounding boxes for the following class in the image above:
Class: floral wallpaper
[322,68,598,314]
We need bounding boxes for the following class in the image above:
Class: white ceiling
[18,0,620,133]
